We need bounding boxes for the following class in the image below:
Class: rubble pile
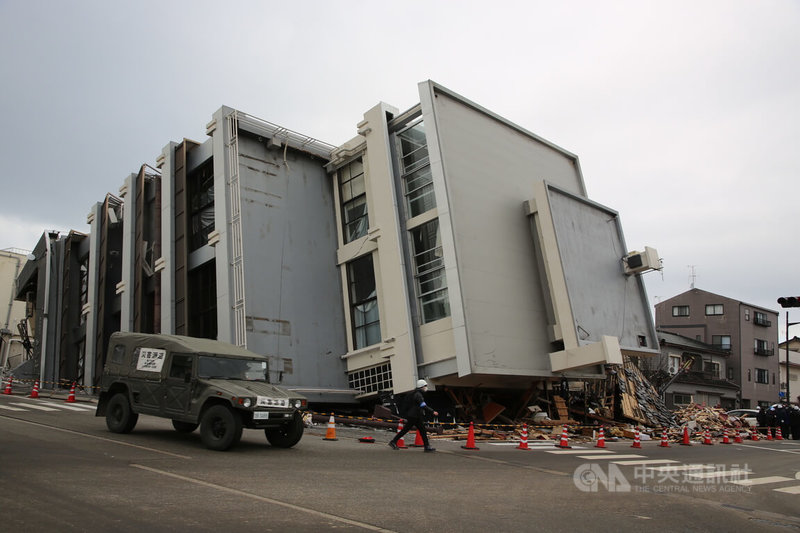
[673,404,754,431]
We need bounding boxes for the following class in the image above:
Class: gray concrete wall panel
[428,88,585,375]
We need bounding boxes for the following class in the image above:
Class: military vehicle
[95,332,307,451]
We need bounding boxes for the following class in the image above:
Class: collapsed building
[12,81,665,424]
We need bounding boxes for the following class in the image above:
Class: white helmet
[416,379,428,388]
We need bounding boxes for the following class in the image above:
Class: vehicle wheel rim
[212,418,226,438]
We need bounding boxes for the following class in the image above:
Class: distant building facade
[655,288,780,408]
[0,248,30,372]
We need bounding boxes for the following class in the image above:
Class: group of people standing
[757,401,800,439]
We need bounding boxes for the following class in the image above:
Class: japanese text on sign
[136,348,166,372]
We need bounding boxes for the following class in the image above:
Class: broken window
[348,254,381,349]
[339,158,369,243]
[410,220,450,324]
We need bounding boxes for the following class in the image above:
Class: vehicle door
[162,353,195,417]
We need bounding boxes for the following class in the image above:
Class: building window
[339,158,368,243]
[188,259,217,340]
[754,338,773,356]
[397,120,436,218]
[744,309,750,321]
[727,367,734,380]
[673,393,692,405]
[672,305,689,317]
[410,220,450,324]
[705,304,724,316]
[347,363,393,393]
[755,368,769,384]
[347,254,381,350]
[188,159,215,251]
[754,311,771,327]
[703,360,720,378]
[711,335,731,351]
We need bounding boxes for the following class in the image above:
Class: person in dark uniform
[388,379,438,452]
[789,404,800,440]
[756,405,767,434]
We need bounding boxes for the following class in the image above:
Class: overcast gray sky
[1,1,798,336]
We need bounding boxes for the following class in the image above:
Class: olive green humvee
[95,332,307,451]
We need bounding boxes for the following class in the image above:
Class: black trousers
[392,417,429,447]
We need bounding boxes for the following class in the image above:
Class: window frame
[396,119,436,218]
[672,305,690,317]
[755,368,769,384]
[410,219,450,324]
[338,157,369,244]
[705,304,724,316]
[347,254,381,350]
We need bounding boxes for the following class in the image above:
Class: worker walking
[389,379,438,452]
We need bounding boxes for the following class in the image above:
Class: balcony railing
[711,344,732,351]
[754,347,774,356]
[754,316,772,327]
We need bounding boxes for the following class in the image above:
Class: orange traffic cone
[659,428,670,448]
[680,426,692,446]
[65,382,77,403]
[721,428,731,444]
[409,429,424,447]
[702,428,713,445]
[395,421,408,449]
[461,422,480,450]
[2,377,12,395]
[631,428,642,449]
[516,423,530,450]
[594,426,606,448]
[555,426,572,449]
[28,380,40,399]
[776,427,784,441]
[751,429,760,441]
[323,414,338,441]
[767,428,774,441]
[734,430,743,443]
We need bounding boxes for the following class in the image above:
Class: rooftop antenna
[687,265,696,289]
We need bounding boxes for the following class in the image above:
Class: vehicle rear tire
[172,420,199,433]
[200,405,243,451]
[106,393,138,433]
[265,412,304,448]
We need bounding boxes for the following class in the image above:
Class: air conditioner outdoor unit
[623,246,661,276]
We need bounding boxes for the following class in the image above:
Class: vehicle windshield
[197,356,267,381]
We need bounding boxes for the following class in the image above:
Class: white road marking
[10,402,58,412]
[773,485,800,494]
[0,404,26,411]
[131,464,398,532]
[611,459,678,466]
[731,476,793,486]
[577,454,646,460]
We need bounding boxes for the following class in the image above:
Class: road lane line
[546,449,614,454]
[737,443,800,455]
[774,485,800,494]
[131,464,397,532]
[0,404,26,411]
[0,415,192,459]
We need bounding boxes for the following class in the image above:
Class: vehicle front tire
[265,412,304,448]
[106,393,138,433]
[200,405,243,451]
[172,420,199,433]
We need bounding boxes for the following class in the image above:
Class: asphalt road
[2,392,800,532]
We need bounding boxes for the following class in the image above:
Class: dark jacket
[401,388,435,420]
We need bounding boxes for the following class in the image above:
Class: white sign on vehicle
[136,348,167,372]
[253,412,269,420]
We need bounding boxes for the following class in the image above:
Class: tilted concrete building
[15,81,660,402]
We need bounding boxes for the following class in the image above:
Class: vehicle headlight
[293,399,306,409]
[241,398,252,408]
